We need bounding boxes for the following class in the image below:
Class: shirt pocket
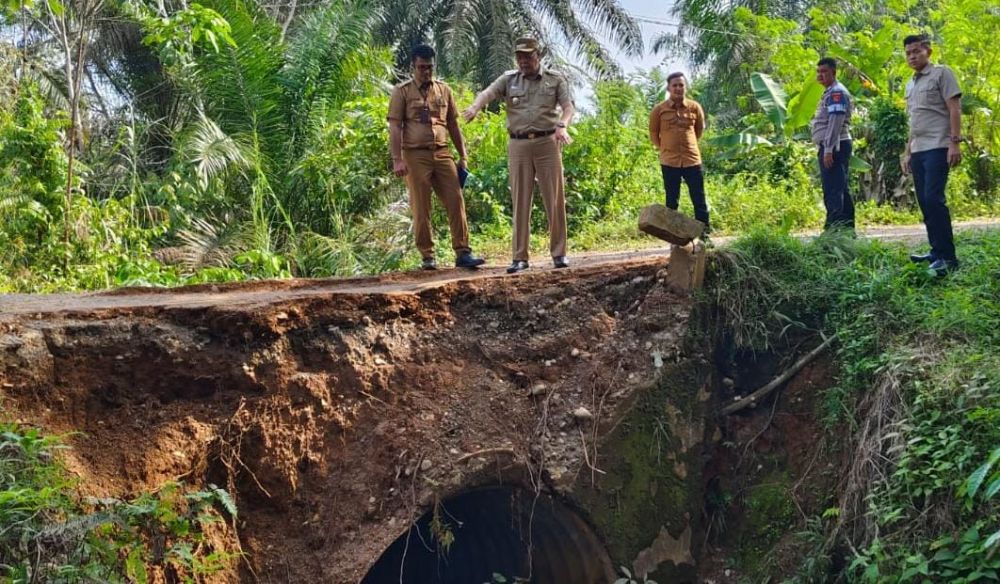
[407,97,428,122]
[673,111,696,128]
[434,96,449,120]
[540,85,559,110]
[919,80,943,106]
[507,86,527,108]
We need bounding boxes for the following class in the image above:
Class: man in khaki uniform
[649,72,709,235]
[900,33,962,277]
[388,44,484,270]
[462,38,574,273]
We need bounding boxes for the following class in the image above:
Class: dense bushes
[704,229,1000,582]
[2,0,999,293]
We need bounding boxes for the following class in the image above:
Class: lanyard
[419,82,432,124]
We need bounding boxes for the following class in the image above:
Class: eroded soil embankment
[0,258,706,582]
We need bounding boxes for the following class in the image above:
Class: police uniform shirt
[905,64,962,153]
[480,69,573,134]
[810,81,852,152]
[387,79,456,149]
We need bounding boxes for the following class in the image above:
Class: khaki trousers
[508,134,568,261]
[402,147,471,257]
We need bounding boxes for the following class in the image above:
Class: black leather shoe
[506,260,529,274]
[909,252,935,263]
[927,258,959,277]
[455,252,485,269]
[553,256,569,269]
[421,257,437,270]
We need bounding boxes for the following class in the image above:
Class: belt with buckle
[509,129,556,140]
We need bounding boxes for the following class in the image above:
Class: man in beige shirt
[649,72,709,234]
[388,44,484,270]
[462,38,574,273]
[900,33,963,276]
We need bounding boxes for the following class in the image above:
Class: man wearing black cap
[462,38,574,274]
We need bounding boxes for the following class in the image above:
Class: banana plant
[709,72,871,171]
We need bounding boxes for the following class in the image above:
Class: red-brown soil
[5,221,994,582]
[1,254,699,583]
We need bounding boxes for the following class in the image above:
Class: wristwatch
[950,136,962,143]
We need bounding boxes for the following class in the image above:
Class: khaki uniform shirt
[387,79,456,149]
[810,81,852,151]
[905,64,962,153]
[480,68,573,134]
[649,98,705,167]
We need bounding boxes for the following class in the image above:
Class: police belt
[508,129,556,140]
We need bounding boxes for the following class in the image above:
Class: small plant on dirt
[615,565,658,584]
[428,499,456,555]
[0,421,238,582]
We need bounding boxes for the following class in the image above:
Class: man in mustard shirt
[649,72,709,235]
[463,38,575,274]
[388,44,485,270]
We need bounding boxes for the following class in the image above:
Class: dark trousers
[818,140,855,230]
[661,165,710,230]
[911,148,956,262]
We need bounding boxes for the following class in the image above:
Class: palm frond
[538,0,621,78]
[177,112,252,188]
[195,0,286,164]
[570,0,642,57]
[281,0,380,159]
[175,214,244,270]
[291,199,411,277]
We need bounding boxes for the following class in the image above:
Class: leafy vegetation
[0,422,237,582]
[1,0,999,292]
[703,229,999,582]
[1,0,999,573]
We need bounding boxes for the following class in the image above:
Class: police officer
[810,57,855,233]
[649,72,710,235]
[901,33,962,277]
[462,38,574,274]
[388,44,485,270]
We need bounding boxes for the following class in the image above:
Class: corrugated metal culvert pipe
[361,487,615,583]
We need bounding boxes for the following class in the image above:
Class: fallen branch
[721,334,836,415]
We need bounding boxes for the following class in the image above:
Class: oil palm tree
[376,0,644,86]
[652,0,815,118]
[173,0,386,245]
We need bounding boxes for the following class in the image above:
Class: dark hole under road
[360,486,614,584]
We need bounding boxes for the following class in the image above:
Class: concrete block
[638,204,705,245]
[666,241,706,293]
